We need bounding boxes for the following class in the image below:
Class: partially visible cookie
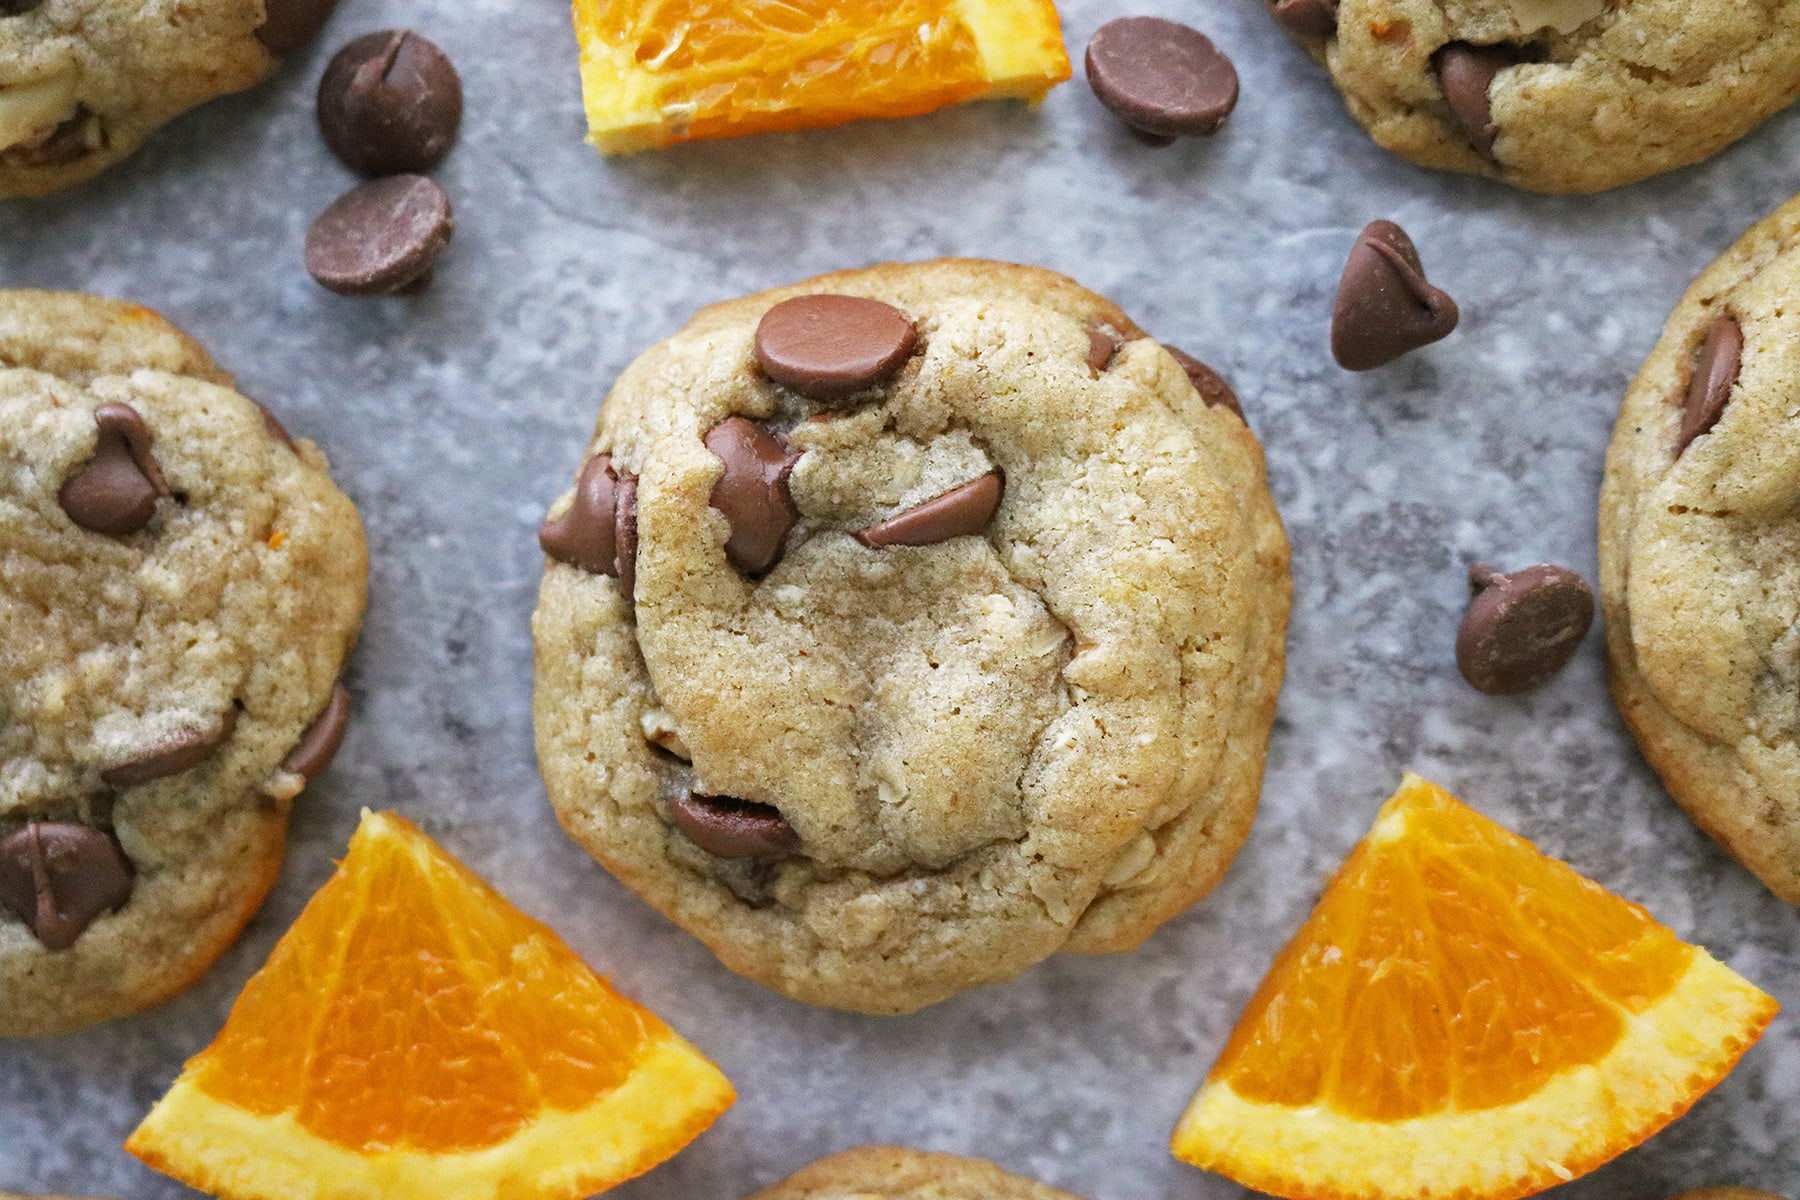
[1268,0,1800,194]
[0,290,368,1036]
[1601,192,1800,905]
[745,1147,1085,1200]
[0,0,338,198]
[534,259,1290,1013]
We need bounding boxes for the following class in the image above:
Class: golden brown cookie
[0,290,368,1036]
[1601,192,1800,904]
[1268,0,1800,194]
[745,1147,1085,1200]
[534,259,1290,1013]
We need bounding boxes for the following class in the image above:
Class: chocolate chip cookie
[0,0,337,199]
[1269,0,1800,193]
[533,259,1290,1013]
[0,290,367,1036]
[1601,192,1800,906]
[745,1147,1086,1200]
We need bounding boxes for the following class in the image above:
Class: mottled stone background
[2,0,1798,1196]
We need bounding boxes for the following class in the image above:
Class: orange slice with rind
[573,0,1071,153]
[127,810,734,1200]
[1171,774,1777,1200]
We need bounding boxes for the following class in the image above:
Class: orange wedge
[126,811,735,1200]
[1172,774,1777,1200]
[572,0,1071,153]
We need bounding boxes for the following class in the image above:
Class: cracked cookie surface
[0,290,367,1036]
[744,1146,1086,1200]
[1601,192,1800,906]
[0,0,306,198]
[1272,0,1800,194]
[533,259,1290,1013]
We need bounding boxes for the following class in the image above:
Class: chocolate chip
[1,105,105,167]
[58,403,171,536]
[0,823,134,951]
[856,472,1004,549]
[539,454,621,576]
[1456,563,1594,695]
[1164,345,1245,420]
[282,684,351,783]
[1331,220,1460,371]
[1086,325,1122,374]
[0,1,46,14]
[1270,0,1338,37]
[256,0,340,54]
[102,703,240,788]
[753,295,918,402]
[317,31,462,176]
[614,471,640,602]
[1435,43,1522,158]
[1678,314,1743,454]
[669,794,801,861]
[1085,17,1239,140]
[305,175,452,296]
[705,417,799,576]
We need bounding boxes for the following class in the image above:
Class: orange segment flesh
[1172,774,1778,1200]
[126,811,735,1200]
[573,0,1070,152]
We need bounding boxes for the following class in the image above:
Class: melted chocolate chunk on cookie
[1164,345,1245,420]
[318,31,463,177]
[102,702,241,788]
[1456,563,1594,695]
[0,822,134,951]
[613,471,640,601]
[59,402,172,536]
[256,0,341,54]
[1331,220,1459,371]
[1270,0,1337,38]
[0,0,45,16]
[1677,313,1743,454]
[1085,17,1239,141]
[283,683,351,782]
[670,793,802,862]
[705,417,799,576]
[1086,325,1123,374]
[753,295,918,402]
[1,105,105,167]
[856,472,1005,549]
[540,454,622,576]
[1434,43,1526,158]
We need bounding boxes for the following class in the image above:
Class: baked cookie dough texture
[1269,0,1800,193]
[745,1147,1086,1200]
[1602,192,1800,906]
[534,259,1291,1013]
[0,0,327,198]
[0,291,366,1036]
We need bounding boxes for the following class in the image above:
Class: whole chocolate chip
[0,823,134,951]
[705,417,799,576]
[1085,17,1240,140]
[670,794,802,861]
[282,683,351,783]
[305,174,452,296]
[1331,220,1460,371]
[614,471,640,602]
[317,31,462,176]
[1164,345,1245,420]
[102,703,240,788]
[856,472,1004,549]
[1271,0,1338,38]
[1456,563,1594,695]
[1435,43,1522,158]
[255,0,340,54]
[753,295,918,402]
[58,403,171,536]
[1086,325,1122,374]
[539,454,620,577]
[1678,314,1744,454]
